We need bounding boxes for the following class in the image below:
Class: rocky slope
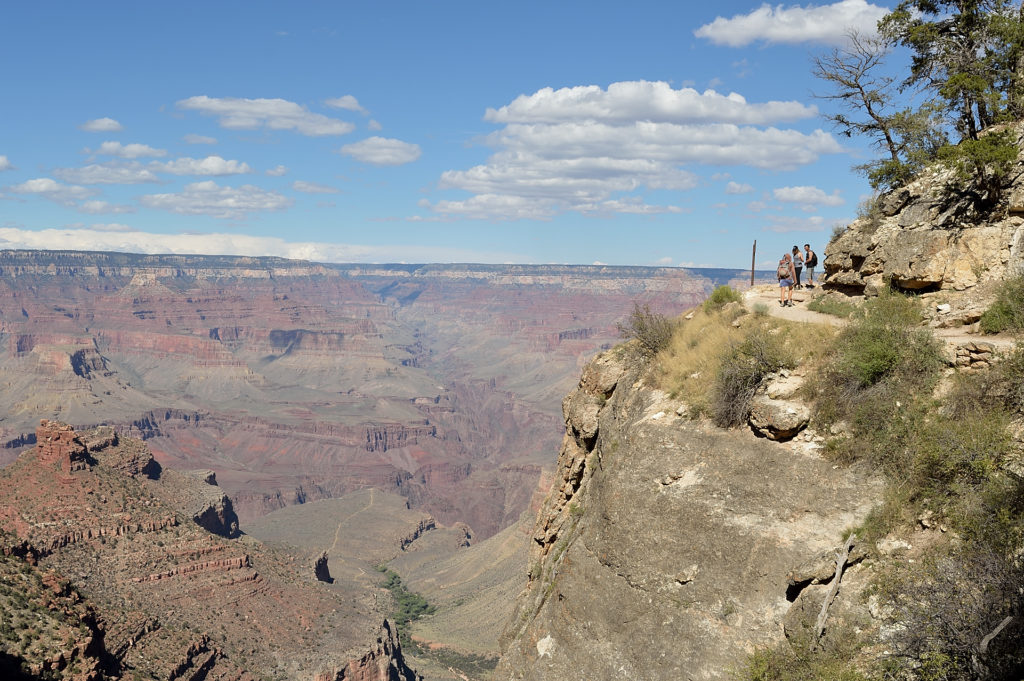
[0,420,419,680]
[824,126,1024,324]
[495,348,883,680]
[0,251,743,540]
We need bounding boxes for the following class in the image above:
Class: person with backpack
[777,253,796,307]
[791,246,804,289]
[804,244,818,288]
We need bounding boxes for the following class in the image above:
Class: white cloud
[424,194,560,221]
[9,178,93,205]
[339,137,422,166]
[140,181,293,219]
[423,81,842,221]
[695,0,888,47]
[368,119,383,131]
[177,96,355,136]
[0,156,13,171]
[266,165,288,176]
[725,181,754,194]
[292,180,339,194]
[485,80,815,125]
[747,200,768,212]
[90,141,167,159]
[765,215,827,232]
[654,256,674,265]
[430,121,833,216]
[0,227,522,263]
[326,95,368,114]
[773,185,844,207]
[54,163,160,185]
[153,156,251,176]
[79,201,136,215]
[80,117,123,132]
[183,133,217,144]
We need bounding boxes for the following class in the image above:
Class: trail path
[328,488,377,556]
[743,285,1019,353]
[322,488,378,580]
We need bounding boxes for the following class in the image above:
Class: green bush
[979,274,1024,333]
[703,285,742,313]
[813,290,942,429]
[711,326,793,428]
[617,302,676,357]
[806,296,857,318]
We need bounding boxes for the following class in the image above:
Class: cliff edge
[496,348,883,680]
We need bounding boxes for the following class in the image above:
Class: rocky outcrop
[497,348,883,680]
[399,517,437,550]
[317,620,420,681]
[314,551,334,583]
[825,130,1024,297]
[748,396,810,441]
[35,420,92,474]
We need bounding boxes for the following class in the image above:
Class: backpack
[806,251,818,267]
[777,261,790,279]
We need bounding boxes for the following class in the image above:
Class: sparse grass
[658,306,748,414]
[806,295,857,318]
[659,307,833,417]
[980,273,1024,333]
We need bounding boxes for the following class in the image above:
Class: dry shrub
[710,326,794,428]
[617,303,676,358]
[882,534,1024,680]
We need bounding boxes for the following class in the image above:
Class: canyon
[0,250,744,540]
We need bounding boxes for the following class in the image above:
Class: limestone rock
[824,132,1024,300]
[497,347,883,681]
[765,373,804,400]
[748,396,810,441]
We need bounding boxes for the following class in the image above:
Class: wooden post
[750,240,756,287]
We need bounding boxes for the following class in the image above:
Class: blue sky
[0,1,892,268]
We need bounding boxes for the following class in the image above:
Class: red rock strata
[0,423,420,680]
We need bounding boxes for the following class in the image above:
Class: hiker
[792,246,804,289]
[804,243,818,288]
[777,253,796,307]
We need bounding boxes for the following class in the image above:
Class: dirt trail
[328,487,377,556]
[743,284,1019,353]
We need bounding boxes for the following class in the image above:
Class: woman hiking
[777,253,796,307]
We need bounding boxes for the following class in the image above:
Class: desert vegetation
[651,287,1024,679]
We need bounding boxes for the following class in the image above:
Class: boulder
[748,397,809,441]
